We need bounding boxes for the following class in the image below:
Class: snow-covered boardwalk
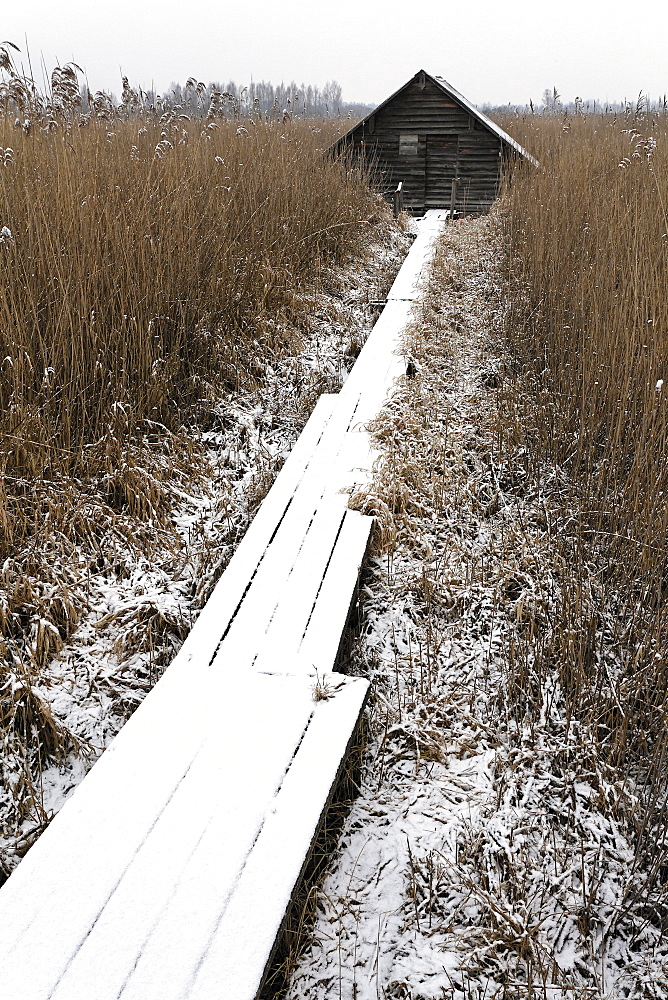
[0,211,446,1000]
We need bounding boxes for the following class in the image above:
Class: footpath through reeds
[288,210,668,1000]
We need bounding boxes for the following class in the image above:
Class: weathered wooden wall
[340,76,507,216]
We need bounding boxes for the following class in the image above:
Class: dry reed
[495,107,668,875]
[0,49,385,838]
[0,101,373,512]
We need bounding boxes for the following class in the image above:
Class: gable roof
[333,69,539,167]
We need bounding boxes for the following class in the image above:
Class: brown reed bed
[492,107,668,877]
[0,111,372,496]
[0,56,379,556]
[0,52,391,839]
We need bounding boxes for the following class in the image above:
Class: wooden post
[393,181,403,219]
[449,178,457,219]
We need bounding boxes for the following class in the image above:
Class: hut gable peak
[336,69,538,167]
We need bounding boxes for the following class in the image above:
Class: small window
[399,134,419,156]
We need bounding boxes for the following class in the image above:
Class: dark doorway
[425,135,459,209]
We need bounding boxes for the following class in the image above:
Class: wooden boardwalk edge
[222,680,371,1000]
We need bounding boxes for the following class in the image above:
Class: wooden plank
[343,325,409,427]
[225,304,409,643]
[10,675,369,1000]
[206,286,416,678]
[327,429,375,494]
[207,463,356,676]
[217,227,441,639]
[252,513,373,680]
[0,663,215,965]
[385,211,446,300]
[338,301,409,393]
[350,350,409,428]
[245,497,349,672]
[45,674,317,1000]
[186,677,370,1000]
[250,433,377,673]
[163,391,339,680]
[298,509,373,673]
[0,668,309,999]
[206,428,374,680]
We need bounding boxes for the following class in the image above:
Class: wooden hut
[332,69,537,216]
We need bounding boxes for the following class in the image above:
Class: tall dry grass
[495,108,668,876]
[0,54,384,839]
[0,56,381,565]
[0,113,372,508]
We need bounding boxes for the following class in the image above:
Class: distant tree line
[78,77,372,120]
[482,87,668,118]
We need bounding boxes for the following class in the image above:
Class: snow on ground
[0,217,413,880]
[287,215,668,1000]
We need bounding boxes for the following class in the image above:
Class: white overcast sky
[3,0,667,108]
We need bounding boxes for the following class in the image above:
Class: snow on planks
[0,210,446,1000]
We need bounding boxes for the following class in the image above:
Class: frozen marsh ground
[287,216,668,1000]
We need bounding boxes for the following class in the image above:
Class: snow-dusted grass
[494,111,668,800]
[287,216,668,999]
[0,218,412,882]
